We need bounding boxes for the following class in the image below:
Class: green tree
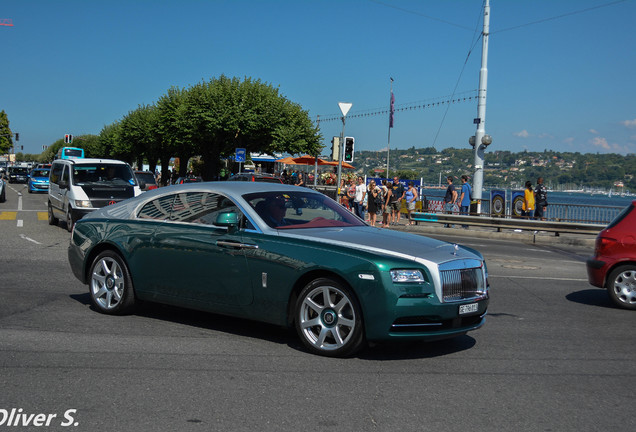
[0,110,13,154]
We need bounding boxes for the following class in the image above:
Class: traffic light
[15,133,19,141]
[64,134,73,144]
[344,137,354,162]
[330,136,340,162]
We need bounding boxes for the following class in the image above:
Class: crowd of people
[336,175,423,227]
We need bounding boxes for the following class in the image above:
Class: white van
[48,158,143,231]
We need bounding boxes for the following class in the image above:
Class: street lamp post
[471,0,491,214]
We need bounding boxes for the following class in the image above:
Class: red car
[587,200,636,310]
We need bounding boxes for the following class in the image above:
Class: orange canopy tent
[275,155,327,165]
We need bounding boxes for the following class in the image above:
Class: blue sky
[2,0,635,157]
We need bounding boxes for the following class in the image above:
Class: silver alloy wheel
[611,268,636,306]
[91,256,125,310]
[299,285,356,351]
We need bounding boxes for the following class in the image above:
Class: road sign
[235,148,246,163]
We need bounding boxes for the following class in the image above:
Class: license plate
[459,303,479,315]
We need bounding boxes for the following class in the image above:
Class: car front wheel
[66,209,74,232]
[89,251,136,315]
[48,202,58,225]
[295,278,365,357]
[606,265,636,310]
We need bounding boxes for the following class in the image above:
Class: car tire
[89,251,137,315]
[66,209,74,232]
[606,265,636,310]
[48,202,58,226]
[295,278,365,357]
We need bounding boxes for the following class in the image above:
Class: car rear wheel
[295,278,365,357]
[606,265,636,310]
[89,251,136,315]
[48,202,58,225]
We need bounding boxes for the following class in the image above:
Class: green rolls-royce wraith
[68,182,489,357]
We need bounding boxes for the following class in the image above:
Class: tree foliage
[0,110,13,154]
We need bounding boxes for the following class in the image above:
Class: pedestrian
[346,179,356,212]
[405,181,418,225]
[443,176,457,228]
[339,179,350,209]
[522,180,535,219]
[534,177,548,220]
[458,175,472,228]
[295,170,305,187]
[382,181,393,227]
[353,176,367,219]
[366,180,382,226]
[391,176,405,225]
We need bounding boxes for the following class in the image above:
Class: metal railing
[310,186,622,231]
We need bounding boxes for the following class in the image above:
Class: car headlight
[75,200,92,208]
[390,269,426,283]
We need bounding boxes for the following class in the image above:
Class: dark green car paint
[70,217,487,342]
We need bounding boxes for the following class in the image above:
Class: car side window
[50,164,63,185]
[61,166,70,184]
[138,195,176,220]
[168,192,251,228]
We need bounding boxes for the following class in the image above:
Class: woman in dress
[366,180,381,226]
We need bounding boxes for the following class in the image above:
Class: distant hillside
[347,147,636,190]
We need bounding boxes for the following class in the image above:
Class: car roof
[53,158,129,165]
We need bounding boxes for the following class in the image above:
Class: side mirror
[215,212,239,227]
[59,180,68,189]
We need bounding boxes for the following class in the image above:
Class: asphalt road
[0,182,634,432]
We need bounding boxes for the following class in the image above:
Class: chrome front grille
[441,267,485,302]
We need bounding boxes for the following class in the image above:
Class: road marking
[489,275,588,282]
[19,234,42,245]
[18,193,22,210]
[37,212,48,220]
[17,219,23,227]
[0,211,17,220]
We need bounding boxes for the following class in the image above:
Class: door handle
[216,240,258,250]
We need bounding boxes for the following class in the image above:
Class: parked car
[134,170,158,191]
[48,158,143,232]
[0,177,6,203]
[27,167,51,193]
[587,200,636,310]
[228,173,283,183]
[174,176,203,184]
[68,182,489,357]
[7,166,29,183]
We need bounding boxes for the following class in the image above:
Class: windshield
[72,164,136,186]
[32,169,50,177]
[64,148,83,157]
[244,190,365,229]
[10,167,29,175]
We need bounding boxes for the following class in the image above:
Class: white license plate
[459,303,479,315]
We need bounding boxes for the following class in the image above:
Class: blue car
[28,168,51,193]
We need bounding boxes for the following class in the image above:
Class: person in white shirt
[354,176,367,219]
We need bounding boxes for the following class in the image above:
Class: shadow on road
[69,293,480,359]
[566,288,615,309]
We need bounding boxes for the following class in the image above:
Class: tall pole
[386,78,394,179]
[335,103,352,197]
[472,0,491,214]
